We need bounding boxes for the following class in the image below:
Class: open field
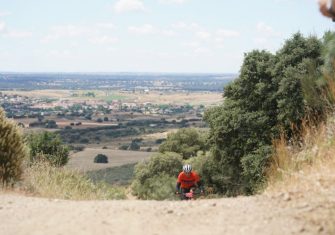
[1,90,71,98]
[126,91,222,105]
[67,148,152,172]
[1,89,222,106]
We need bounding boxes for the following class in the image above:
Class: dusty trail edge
[1,191,334,235]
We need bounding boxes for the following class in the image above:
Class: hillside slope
[0,190,334,235]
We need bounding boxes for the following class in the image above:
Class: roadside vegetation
[0,108,28,186]
[23,162,126,200]
[129,31,335,200]
[0,115,126,199]
[1,32,335,204]
[87,163,136,186]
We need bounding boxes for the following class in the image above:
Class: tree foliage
[94,154,108,163]
[204,33,331,195]
[27,131,69,167]
[131,152,183,199]
[158,128,207,159]
[0,108,27,186]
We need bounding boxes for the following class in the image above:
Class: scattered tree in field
[129,141,140,151]
[94,154,108,163]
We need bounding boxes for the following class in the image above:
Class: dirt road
[1,192,333,235]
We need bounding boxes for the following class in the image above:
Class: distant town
[0,73,234,150]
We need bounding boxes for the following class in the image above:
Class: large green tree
[205,33,326,195]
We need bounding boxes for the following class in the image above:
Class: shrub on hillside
[27,131,69,167]
[0,108,28,186]
[94,154,108,163]
[131,173,176,200]
[129,141,140,151]
[204,32,332,195]
[119,144,129,150]
[131,152,183,200]
[158,128,207,159]
[45,120,58,128]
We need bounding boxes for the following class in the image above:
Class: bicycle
[176,187,204,200]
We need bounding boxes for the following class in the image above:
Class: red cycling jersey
[177,171,200,189]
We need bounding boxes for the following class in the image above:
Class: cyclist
[176,164,203,200]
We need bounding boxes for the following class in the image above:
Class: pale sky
[0,0,334,73]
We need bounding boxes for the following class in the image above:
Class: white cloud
[114,0,145,13]
[41,25,95,43]
[183,41,200,48]
[49,50,72,58]
[0,11,11,17]
[89,35,118,44]
[216,29,240,38]
[128,24,177,37]
[0,20,32,39]
[171,21,200,31]
[253,22,282,51]
[0,21,6,33]
[42,24,120,46]
[194,47,210,54]
[158,0,189,4]
[4,30,33,38]
[196,31,211,40]
[128,24,155,35]
[256,22,281,37]
[253,37,268,44]
[160,29,177,37]
[96,23,116,30]
[214,29,240,47]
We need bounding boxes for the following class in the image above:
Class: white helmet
[183,164,192,173]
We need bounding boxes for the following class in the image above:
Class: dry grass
[269,122,330,180]
[67,148,152,172]
[267,69,335,194]
[128,91,222,105]
[266,118,335,233]
[22,162,126,200]
[1,89,222,106]
[1,90,71,98]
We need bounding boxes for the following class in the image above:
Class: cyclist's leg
[181,188,190,200]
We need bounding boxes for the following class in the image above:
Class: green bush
[0,108,28,186]
[129,141,140,151]
[27,131,69,167]
[131,152,183,200]
[94,154,108,163]
[87,163,136,185]
[158,128,207,159]
[131,173,176,200]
